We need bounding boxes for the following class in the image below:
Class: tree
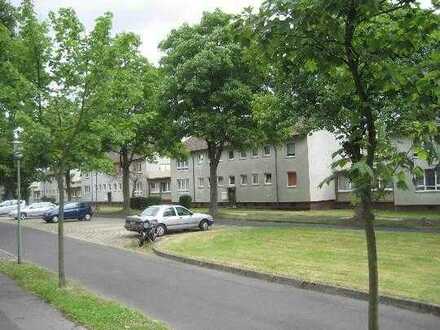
[159,9,261,216]
[0,0,38,201]
[19,8,114,287]
[249,1,439,329]
[97,32,181,213]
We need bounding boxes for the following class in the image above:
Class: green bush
[130,196,162,210]
[179,195,192,209]
[41,196,56,204]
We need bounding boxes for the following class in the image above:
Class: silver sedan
[125,204,214,236]
[9,202,57,219]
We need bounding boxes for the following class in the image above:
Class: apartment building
[29,155,171,204]
[171,131,340,209]
[171,133,440,210]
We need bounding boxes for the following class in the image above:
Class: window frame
[263,145,271,157]
[287,171,297,188]
[251,173,259,185]
[286,142,296,158]
[229,175,236,186]
[240,174,248,186]
[416,168,440,192]
[264,173,272,185]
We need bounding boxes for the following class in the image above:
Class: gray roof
[183,137,208,152]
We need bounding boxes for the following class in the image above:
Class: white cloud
[12,0,261,64]
[11,0,434,64]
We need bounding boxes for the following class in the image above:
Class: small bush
[179,195,192,209]
[41,196,56,204]
[130,196,162,210]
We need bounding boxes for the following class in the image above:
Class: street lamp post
[13,133,23,264]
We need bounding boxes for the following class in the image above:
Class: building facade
[171,133,440,209]
[171,131,340,209]
[29,156,171,204]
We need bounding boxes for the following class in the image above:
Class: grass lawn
[158,227,440,305]
[0,261,167,330]
[193,207,440,228]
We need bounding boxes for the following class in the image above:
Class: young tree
[97,32,181,213]
[249,1,439,329]
[159,9,261,216]
[19,8,114,287]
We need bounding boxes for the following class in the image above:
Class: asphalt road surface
[0,222,438,330]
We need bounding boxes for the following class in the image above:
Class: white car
[9,202,57,219]
[0,200,26,216]
[125,204,214,236]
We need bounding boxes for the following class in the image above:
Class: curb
[0,248,15,261]
[152,245,440,317]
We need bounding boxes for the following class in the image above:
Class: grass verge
[0,261,167,330]
[157,227,440,305]
[193,208,440,229]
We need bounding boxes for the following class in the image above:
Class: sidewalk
[0,251,84,330]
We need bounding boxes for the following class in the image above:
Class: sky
[12,0,262,64]
[11,0,433,64]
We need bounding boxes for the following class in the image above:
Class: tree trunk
[121,148,130,213]
[360,190,379,330]
[207,142,222,217]
[56,170,66,288]
[65,169,72,202]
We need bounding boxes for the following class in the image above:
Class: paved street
[0,221,438,330]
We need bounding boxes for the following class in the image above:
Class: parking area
[0,216,139,249]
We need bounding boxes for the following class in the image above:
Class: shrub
[41,196,56,204]
[130,196,162,210]
[179,195,192,209]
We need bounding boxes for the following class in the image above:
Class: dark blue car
[43,202,93,223]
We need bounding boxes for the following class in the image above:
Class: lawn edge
[0,249,168,330]
[152,244,440,317]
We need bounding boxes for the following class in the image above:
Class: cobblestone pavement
[0,216,139,249]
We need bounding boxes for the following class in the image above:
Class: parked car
[43,202,93,223]
[9,202,57,219]
[124,204,214,236]
[0,200,26,216]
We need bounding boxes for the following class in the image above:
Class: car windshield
[141,206,160,217]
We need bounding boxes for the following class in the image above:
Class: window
[176,206,192,216]
[264,173,272,185]
[163,207,176,217]
[252,174,259,185]
[287,172,297,187]
[176,159,189,170]
[177,178,190,192]
[108,184,112,192]
[338,175,352,191]
[240,175,248,185]
[416,168,440,191]
[161,181,170,192]
[133,162,142,173]
[119,183,122,191]
[228,150,234,160]
[240,151,247,159]
[136,181,143,191]
[217,176,224,186]
[150,182,159,193]
[229,176,235,186]
[198,177,205,188]
[197,153,204,164]
[114,183,117,191]
[251,149,259,157]
[99,184,102,192]
[263,145,271,157]
[286,142,296,157]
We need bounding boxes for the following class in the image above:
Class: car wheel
[156,224,167,237]
[20,213,27,220]
[52,216,59,223]
[84,213,91,221]
[199,220,209,231]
